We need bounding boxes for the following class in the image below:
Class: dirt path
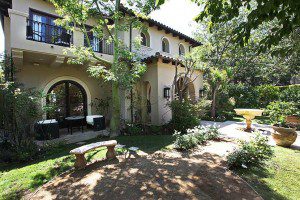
[27,141,262,200]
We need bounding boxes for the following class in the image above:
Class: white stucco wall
[7,0,113,62]
[127,21,193,59]
[5,0,203,126]
[17,61,111,117]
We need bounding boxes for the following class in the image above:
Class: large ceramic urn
[271,126,297,147]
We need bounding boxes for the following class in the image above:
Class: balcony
[26,19,72,47]
[84,36,114,55]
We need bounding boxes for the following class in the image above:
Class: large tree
[194,12,299,86]
[156,0,299,53]
[193,0,300,53]
[50,0,159,136]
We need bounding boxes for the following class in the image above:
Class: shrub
[279,85,300,104]
[202,125,220,140]
[125,123,143,135]
[194,99,211,119]
[173,131,199,150]
[228,83,259,108]
[266,101,298,123]
[227,133,274,169]
[169,100,200,133]
[148,125,162,134]
[256,85,280,107]
[173,125,220,150]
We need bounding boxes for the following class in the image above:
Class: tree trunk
[211,87,217,119]
[109,0,121,137]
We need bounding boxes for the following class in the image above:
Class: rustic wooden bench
[70,140,117,169]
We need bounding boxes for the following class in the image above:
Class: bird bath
[234,109,264,132]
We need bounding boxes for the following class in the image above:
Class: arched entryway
[46,80,88,126]
[175,77,196,101]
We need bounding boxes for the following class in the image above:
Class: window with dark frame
[27,9,72,46]
[141,32,147,46]
[162,38,169,53]
[179,44,185,56]
[84,26,103,53]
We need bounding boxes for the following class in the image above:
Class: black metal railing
[26,19,72,47]
[84,36,114,55]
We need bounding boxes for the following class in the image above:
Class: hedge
[228,84,299,109]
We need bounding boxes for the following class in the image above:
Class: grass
[204,115,272,125]
[232,115,272,125]
[0,135,174,200]
[236,146,300,200]
[1,133,299,200]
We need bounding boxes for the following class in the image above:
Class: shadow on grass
[30,152,263,199]
[1,135,174,199]
[116,134,174,154]
[235,165,288,200]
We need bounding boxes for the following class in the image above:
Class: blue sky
[0,0,200,54]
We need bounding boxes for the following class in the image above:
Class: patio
[35,128,109,146]
[26,139,262,200]
[201,120,300,149]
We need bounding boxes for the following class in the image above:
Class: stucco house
[1,0,202,129]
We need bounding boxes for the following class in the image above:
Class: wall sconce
[199,89,204,98]
[164,87,170,99]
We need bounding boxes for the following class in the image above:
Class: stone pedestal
[106,146,116,159]
[74,154,87,169]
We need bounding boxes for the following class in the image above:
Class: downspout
[129,22,134,123]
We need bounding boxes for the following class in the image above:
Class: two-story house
[1,0,202,127]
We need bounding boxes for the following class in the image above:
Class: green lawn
[1,134,299,200]
[0,135,174,200]
[236,146,300,200]
[232,116,272,125]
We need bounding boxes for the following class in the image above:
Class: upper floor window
[179,44,185,56]
[162,37,170,53]
[27,10,72,47]
[141,31,150,47]
[84,26,102,53]
[84,26,114,55]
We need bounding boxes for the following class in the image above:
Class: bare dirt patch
[27,141,262,200]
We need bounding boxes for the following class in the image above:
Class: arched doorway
[175,77,196,101]
[46,80,87,126]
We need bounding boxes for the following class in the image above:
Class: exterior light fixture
[164,87,170,99]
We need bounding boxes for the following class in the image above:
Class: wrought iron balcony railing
[84,36,114,55]
[26,19,72,47]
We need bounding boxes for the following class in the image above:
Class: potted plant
[286,109,300,125]
[271,118,297,147]
[267,101,298,147]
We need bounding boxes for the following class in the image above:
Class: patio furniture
[34,119,59,140]
[70,140,117,169]
[65,116,86,134]
[86,115,106,131]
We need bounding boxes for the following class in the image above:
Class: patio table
[65,116,86,134]
[35,119,59,140]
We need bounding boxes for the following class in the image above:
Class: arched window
[179,44,185,56]
[162,38,170,53]
[141,32,150,47]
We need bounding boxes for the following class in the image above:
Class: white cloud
[150,0,201,37]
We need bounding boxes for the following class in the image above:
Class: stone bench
[70,140,117,169]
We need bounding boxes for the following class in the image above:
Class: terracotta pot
[286,115,300,124]
[271,126,297,147]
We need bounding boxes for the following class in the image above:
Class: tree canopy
[193,0,300,52]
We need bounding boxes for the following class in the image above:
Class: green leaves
[196,0,300,52]
[155,0,165,7]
